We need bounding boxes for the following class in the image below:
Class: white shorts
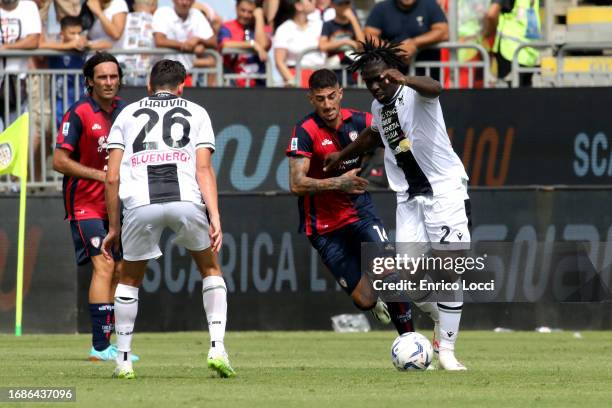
[121,201,211,261]
[396,186,471,251]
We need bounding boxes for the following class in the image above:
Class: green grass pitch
[2,331,612,407]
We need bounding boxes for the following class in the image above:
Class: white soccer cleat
[371,299,391,325]
[438,348,467,371]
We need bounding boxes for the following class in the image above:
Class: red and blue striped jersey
[286,108,378,236]
[56,96,125,221]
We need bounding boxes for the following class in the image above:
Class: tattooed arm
[289,156,369,196]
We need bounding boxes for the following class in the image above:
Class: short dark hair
[83,52,123,93]
[60,16,82,30]
[348,38,407,73]
[149,59,187,92]
[236,0,256,5]
[309,69,339,90]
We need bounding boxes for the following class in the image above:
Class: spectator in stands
[319,0,363,64]
[219,0,271,87]
[85,0,129,49]
[35,0,80,32]
[117,0,157,85]
[40,16,87,127]
[273,0,325,87]
[0,0,42,131]
[0,0,42,184]
[153,0,217,82]
[311,0,335,22]
[485,0,540,87]
[193,1,223,35]
[364,0,448,79]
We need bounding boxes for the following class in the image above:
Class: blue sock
[89,303,114,351]
[386,301,414,334]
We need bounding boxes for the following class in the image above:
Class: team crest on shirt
[97,136,108,153]
[62,122,70,136]
[90,236,101,249]
[349,131,358,141]
[338,278,348,288]
[291,137,298,151]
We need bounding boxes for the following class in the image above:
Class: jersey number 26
[132,107,192,153]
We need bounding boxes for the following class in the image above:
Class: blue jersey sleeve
[56,108,83,152]
[286,124,313,158]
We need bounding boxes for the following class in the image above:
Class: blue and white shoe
[89,345,140,362]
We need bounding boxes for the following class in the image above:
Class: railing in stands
[0,48,223,191]
[511,41,612,87]
[511,41,557,87]
[409,42,492,89]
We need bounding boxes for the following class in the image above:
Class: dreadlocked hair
[347,38,407,74]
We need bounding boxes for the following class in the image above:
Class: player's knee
[92,260,115,282]
[351,289,377,310]
[353,298,377,311]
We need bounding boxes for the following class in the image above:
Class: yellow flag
[0,113,29,179]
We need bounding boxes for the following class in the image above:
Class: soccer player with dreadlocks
[324,39,471,371]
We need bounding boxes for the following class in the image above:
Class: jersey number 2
[132,107,192,153]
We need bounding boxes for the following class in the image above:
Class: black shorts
[69,219,122,265]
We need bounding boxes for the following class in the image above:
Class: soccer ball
[391,332,433,371]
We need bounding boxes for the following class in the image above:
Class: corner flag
[0,113,29,178]
[0,112,29,336]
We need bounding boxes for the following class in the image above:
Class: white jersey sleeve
[107,110,129,150]
[370,99,381,133]
[376,86,468,198]
[193,109,215,151]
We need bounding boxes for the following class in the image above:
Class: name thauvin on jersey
[139,98,188,108]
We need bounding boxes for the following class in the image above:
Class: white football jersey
[107,92,215,209]
[371,85,468,199]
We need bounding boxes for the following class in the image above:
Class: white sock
[437,301,462,350]
[414,302,439,324]
[202,276,227,348]
[114,283,139,367]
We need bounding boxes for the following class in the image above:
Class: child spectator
[41,16,87,127]
[319,0,363,66]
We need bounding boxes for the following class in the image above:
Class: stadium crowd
[0,0,540,90]
[0,0,551,187]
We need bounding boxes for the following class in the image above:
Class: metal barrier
[220,47,271,87]
[511,41,612,87]
[555,42,612,86]
[0,48,223,191]
[510,41,557,87]
[295,42,491,89]
[409,42,492,88]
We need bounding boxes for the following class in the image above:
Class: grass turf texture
[1,331,612,407]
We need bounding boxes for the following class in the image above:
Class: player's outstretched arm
[381,69,442,98]
[289,157,368,196]
[196,148,223,254]
[323,127,381,172]
[101,148,124,260]
[52,148,107,182]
